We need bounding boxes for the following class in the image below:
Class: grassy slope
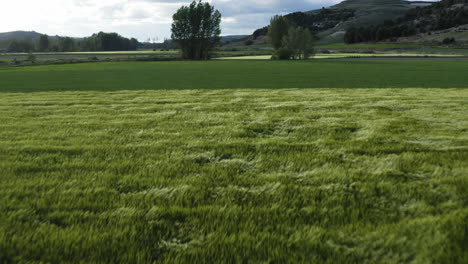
[309,0,413,44]
[314,44,468,55]
[398,24,468,43]
[0,88,467,263]
[1,60,468,93]
[229,0,416,46]
[329,0,412,26]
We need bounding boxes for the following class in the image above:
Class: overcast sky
[0,0,431,41]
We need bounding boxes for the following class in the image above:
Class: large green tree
[59,37,75,52]
[268,16,314,60]
[171,0,221,60]
[283,27,314,60]
[37,34,50,52]
[267,15,290,50]
[8,39,34,52]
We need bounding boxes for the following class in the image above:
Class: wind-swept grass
[0,88,467,263]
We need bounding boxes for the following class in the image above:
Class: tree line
[345,0,468,43]
[2,32,139,52]
[171,0,221,60]
[267,15,314,60]
[170,2,315,60]
[2,0,316,61]
[253,8,355,40]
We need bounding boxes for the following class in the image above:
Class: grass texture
[1,60,468,93]
[0,88,467,263]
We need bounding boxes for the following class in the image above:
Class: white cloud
[0,0,434,41]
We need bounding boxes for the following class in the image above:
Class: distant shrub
[442,37,456,44]
[272,48,293,60]
[136,55,179,62]
[244,39,254,46]
[27,54,36,64]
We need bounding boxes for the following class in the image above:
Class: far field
[216,53,466,60]
[0,60,467,263]
[1,60,468,93]
[1,42,468,64]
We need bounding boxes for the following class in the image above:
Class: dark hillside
[253,8,356,39]
[248,0,430,44]
[345,0,468,43]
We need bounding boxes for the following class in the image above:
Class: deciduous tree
[282,27,314,59]
[267,15,290,50]
[171,1,221,60]
[37,34,50,52]
[268,16,314,60]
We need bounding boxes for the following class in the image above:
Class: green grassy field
[2,46,467,64]
[1,60,468,93]
[0,61,467,263]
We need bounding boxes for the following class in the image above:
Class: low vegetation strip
[1,60,468,92]
[216,53,466,60]
[0,89,467,263]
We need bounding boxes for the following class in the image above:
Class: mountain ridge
[345,0,468,43]
[0,31,44,41]
[249,0,434,44]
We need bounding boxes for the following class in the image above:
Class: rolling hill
[220,35,249,43]
[344,0,468,43]
[317,0,421,42]
[397,24,468,43]
[0,31,43,41]
[248,0,433,44]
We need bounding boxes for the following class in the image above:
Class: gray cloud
[211,0,339,16]
[130,0,340,39]
[0,0,436,42]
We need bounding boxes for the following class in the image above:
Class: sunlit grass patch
[216,53,465,60]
